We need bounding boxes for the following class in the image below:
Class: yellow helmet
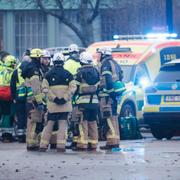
[30,48,43,58]
[4,55,16,67]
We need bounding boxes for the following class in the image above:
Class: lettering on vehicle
[160,47,180,65]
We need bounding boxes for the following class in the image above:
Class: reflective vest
[0,61,5,71]
[64,59,81,76]
[0,66,14,100]
[75,82,99,105]
[16,67,33,100]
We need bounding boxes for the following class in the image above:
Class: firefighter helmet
[30,48,43,58]
[80,52,93,64]
[42,50,51,58]
[53,52,65,62]
[68,44,79,53]
[97,47,112,55]
[4,55,16,67]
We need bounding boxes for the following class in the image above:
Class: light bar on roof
[146,33,177,39]
[113,33,178,40]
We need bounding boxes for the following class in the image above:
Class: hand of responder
[36,103,44,112]
[54,97,66,105]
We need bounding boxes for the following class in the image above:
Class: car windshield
[121,65,133,83]
[155,64,180,82]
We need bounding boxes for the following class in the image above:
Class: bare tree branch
[36,0,88,46]
[55,0,64,17]
[88,0,100,23]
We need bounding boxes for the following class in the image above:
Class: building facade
[0,0,179,58]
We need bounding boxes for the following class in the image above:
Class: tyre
[120,103,136,118]
[150,125,174,140]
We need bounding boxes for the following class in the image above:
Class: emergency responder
[97,47,122,150]
[74,52,100,151]
[0,55,17,142]
[64,44,81,76]
[39,52,76,152]
[10,57,33,143]
[21,48,44,151]
[40,50,51,75]
[63,44,82,149]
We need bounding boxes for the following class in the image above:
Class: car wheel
[120,103,136,118]
[150,125,174,140]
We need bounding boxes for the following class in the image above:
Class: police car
[143,59,180,139]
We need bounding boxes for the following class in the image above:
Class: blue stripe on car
[160,107,180,112]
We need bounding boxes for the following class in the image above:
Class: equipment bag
[0,86,12,101]
[119,116,142,140]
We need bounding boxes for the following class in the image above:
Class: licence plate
[164,95,180,102]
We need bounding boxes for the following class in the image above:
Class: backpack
[119,116,142,140]
[80,65,100,94]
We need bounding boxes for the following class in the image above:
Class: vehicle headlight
[139,77,151,89]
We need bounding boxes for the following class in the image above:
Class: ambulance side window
[134,65,150,86]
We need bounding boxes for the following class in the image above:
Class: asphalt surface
[0,133,180,180]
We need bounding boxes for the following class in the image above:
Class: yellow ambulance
[87,36,180,123]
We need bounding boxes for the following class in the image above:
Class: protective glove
[36,103,44,112]
[54,97,66,105]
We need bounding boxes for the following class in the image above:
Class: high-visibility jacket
[0,66,14,100]
[0,67,14,86]
[64,58,81,76]
[0,61,5,71]
[10,63,33,101]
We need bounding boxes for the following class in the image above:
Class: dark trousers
[16,101,27,130]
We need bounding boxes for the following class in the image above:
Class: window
[134,64,150,86]
[155,64,180,82]
[15,11,47,57]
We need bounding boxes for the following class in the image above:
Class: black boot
[50,144,57,149]
[18,135,26,143]
[27,146,39,151]
[87,143,97,151]
[2,133,13,143]
[100,144,119,150]
[65,142,77,149]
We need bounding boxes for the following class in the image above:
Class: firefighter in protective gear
[64,44,82,149]
[64,44,81,76]
[73,52,100,151]
[39,52,76,152]
[0,55,16,142]
[10,58,33,143]
[21,48,44,150]
[97,47,121,150]
[40,50,51,75]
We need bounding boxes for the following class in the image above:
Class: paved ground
[0,133,180,180]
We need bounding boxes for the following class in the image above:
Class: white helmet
[42,50,51,58]
[68,44,79,53]
[97,47,112,55]
[53,52,65,62]
[80,52,93,64]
